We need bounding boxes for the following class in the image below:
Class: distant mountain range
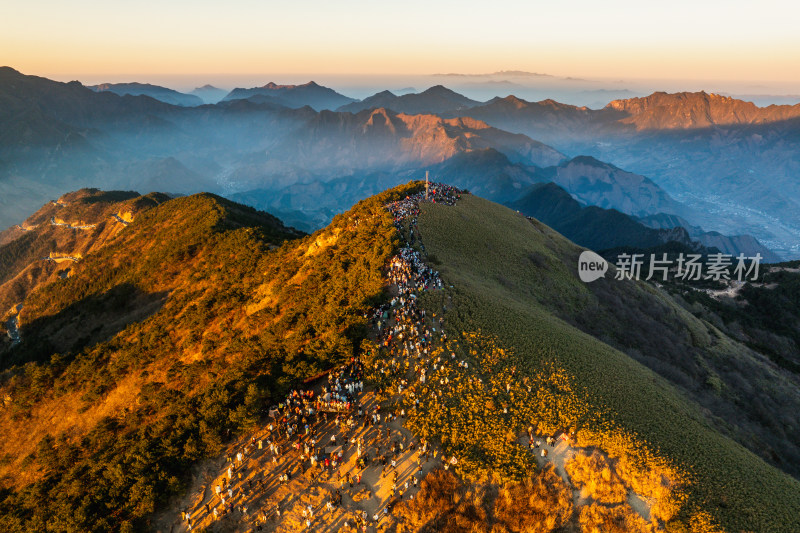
[440,92,800,258]
[89,82,203,107]
[446,90,800,135]
[534,155,683,218]
[433,70,554,78]
[78,78,800,133]
[190,84,227,104]
[444,95,615,143]
[221,81,356,111]
[0,66,793,260]
[338,85,480,114]
[606,91,800,130]
[510,182,693,251]
[421,149,680,217]
[0,68,172,135]
[637,213,781,261]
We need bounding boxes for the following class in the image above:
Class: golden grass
[578,503,656,533]
[492,465,574,532]
[395,467,573,533]
[565,451,628,504]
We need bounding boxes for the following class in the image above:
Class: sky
[4,0,800,95]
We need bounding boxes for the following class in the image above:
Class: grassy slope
[417,194,800,532]
[505,200,800,479]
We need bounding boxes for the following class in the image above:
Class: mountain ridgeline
[338,85,480,114]
[89,83,204,107]
[509,182,780,262]
[221,81,356,111]
[0,189,172,321]
[1,185,799,533]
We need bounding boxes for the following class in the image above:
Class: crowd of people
[387,247,443,293]
[385,182,462,227]
[176,184,466,532]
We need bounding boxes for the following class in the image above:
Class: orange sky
[4,0,800,87]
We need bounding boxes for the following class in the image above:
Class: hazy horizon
[4,0,799,106]
[8,67,800,108]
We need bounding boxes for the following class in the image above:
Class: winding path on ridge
[42,255,81,264]
[50,217,96,230]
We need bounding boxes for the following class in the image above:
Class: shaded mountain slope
[508,182,694,251]
[509,182,780,262]
[0,67,174,142]
[416,194,800,532]
[275,108,566,171]
[665,262,800,374]
[638,213,782,263]
[535,155,684,218]
[428,150,685,221]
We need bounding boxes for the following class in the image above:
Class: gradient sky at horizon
[4,0,800,90]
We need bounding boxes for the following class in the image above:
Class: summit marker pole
[425,171,429,200]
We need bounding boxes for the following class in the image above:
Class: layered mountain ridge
[0,66,793,260]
